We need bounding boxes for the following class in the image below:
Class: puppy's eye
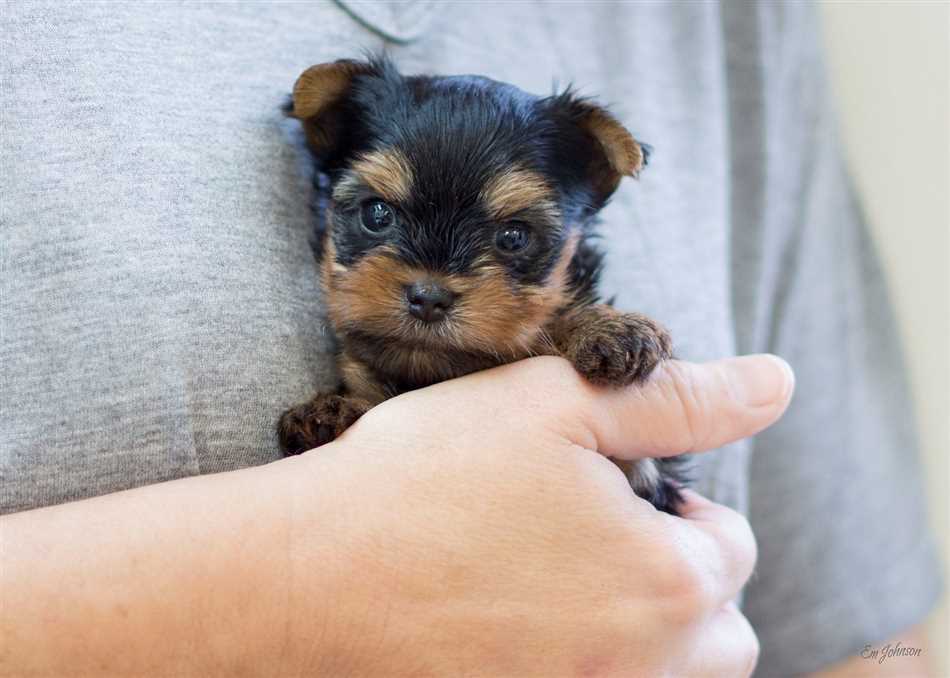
[360,200,396,234]
[495,223,531,253]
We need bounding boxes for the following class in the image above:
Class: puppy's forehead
[349,73,558,211]
[348,150,553,218]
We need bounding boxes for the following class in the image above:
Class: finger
[672,489,758,606]
[679,602,760,678]
[570,354,795,459]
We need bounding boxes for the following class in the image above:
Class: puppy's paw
[562,309,672,387]
[278,393,370,456]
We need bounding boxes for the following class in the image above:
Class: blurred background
[818,1,949,672]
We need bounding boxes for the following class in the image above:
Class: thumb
[568,354,795,458]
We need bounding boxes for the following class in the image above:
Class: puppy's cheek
[322,248,412,331]
[329,285,404,332]
[453,274,559,351]
[453,274,516,339]
[454,231,577,347]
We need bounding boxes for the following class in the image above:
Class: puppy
[279,56,686,514]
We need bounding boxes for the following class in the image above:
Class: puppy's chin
[336,314,555,391]
[337,312,546,359]
[377,314,475,352]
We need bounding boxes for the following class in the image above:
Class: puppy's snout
[405,281,456,323]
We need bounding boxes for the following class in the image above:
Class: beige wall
[818,1,949,672]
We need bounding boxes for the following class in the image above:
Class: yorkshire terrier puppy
[279,56,685,514]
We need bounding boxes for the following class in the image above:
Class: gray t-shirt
[1,2,942,675]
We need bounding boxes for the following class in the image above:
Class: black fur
[307,57,618,285]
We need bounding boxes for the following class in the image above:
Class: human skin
[1,355,794,677]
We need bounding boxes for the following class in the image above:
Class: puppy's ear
[547,92,650,209]
[287,59,378,158]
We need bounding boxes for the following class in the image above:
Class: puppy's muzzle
[405,281,456,323]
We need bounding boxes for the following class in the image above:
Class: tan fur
[581,107,644,177]
[290,60,373,153]
[330,173,362,205]
[291,62,359,119]
[338,354,389,405]
[323,236,577,378]
[349,149,414,204]
[480,167,557,221]
[322,245,408,335]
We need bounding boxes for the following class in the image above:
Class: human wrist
[262,444,392,676]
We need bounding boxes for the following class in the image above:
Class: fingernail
[730,354,795,408]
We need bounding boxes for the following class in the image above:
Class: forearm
[0,454,325,676]
[0,356,791,677]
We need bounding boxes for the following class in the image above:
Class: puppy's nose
[405,281,456,323]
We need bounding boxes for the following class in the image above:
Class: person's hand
[282,354,794,677]
[1,353,791,676]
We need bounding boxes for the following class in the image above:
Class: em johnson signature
[861,642,924,665]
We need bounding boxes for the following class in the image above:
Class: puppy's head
[288,56,649,357]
